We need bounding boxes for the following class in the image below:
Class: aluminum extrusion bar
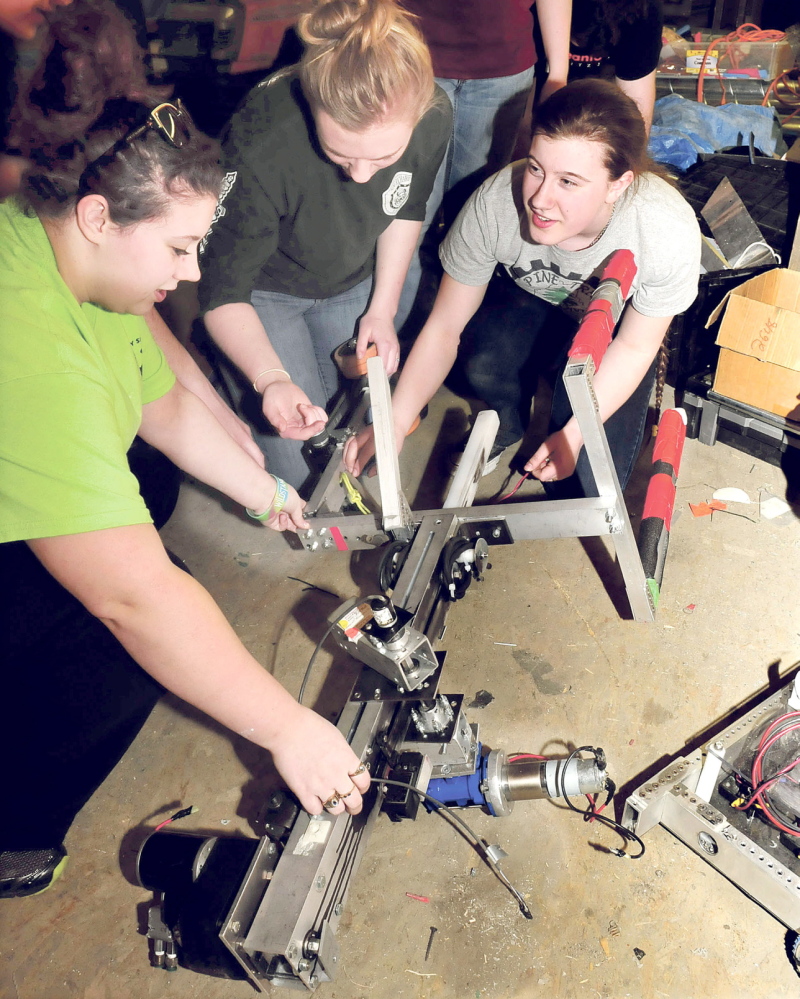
[564,355,654,622]
[298,496,619,553]
[443,410,500,509]
[236,698,393,989]
[368,356,414,540]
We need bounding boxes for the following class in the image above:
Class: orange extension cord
[696,23,787,105]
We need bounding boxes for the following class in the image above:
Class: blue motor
[426,747,608,817]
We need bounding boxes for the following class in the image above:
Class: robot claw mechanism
[136,252,682,990]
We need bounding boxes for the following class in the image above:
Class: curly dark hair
[9,0,222,222]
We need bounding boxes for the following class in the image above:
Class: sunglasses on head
[81,100,189,184]
[122,101,188,149]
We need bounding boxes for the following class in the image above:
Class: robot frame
[136,251,686,991]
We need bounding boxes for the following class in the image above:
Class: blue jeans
[457,272,657,498]
[217,278,372,489]
[398,66,535,327]
[435,66,535,207]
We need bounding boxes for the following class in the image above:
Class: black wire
[371,777,533,919]
[558,747,646,860]
[296,594,387,706]
[297,619,338,706]
[287,576,342,600]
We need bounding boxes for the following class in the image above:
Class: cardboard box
[707,268,800,423]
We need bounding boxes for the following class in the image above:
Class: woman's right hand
[261,381,328,441]
[250,476,310,533]
[267,703,372,816]
[343,426,377,477]
[343,415,410,478]
[267,480,309,533]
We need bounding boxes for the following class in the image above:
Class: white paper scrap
[760,496,790,520]
[712,487,751,504]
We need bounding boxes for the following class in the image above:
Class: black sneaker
[0,846,68,898]
[449,436,520,476]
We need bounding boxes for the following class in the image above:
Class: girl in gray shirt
[347,79,701,497]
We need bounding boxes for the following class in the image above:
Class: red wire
[736,713,800,835]
[697,24,786,105]
[499,473,530,502]
[584,792,608,822]
[507,754,608,822]
[154,817,174,832]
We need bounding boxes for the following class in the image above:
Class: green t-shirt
[0,200,176,542]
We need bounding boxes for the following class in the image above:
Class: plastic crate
[658,34,794,81]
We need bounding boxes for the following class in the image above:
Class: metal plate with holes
[350,652,445,703]
[624,676,800,931]
[402,693,465,746]
[458,520,513,546]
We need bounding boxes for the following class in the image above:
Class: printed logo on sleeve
[382,171,412,216]
[199,171,238,253]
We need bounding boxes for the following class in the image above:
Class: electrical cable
[762,68,800,115]
[370,776,533,919]
[696,24,786,105]
[297,619,339,706]
[297,594,388,705]
[734,712,800,836]
[287,576,342,599]
[558,747,645,859]
[498,473,530,502]
[340,472,370,514]
[154,805,198,833]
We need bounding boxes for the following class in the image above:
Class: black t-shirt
[198,72,452,311]
[569,0,663,82]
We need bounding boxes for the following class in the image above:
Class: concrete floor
[3,384,800,999]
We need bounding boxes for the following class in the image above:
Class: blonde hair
[297,0,436,130]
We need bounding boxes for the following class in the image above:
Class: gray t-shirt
[440,162,701,323]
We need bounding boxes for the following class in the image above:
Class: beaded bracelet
[246,476,290,521]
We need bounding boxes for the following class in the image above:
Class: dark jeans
[456,271,657,499]
[0,440,181,850]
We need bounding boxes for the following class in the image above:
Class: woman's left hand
[356,314,400,377]
[525,427,581,483]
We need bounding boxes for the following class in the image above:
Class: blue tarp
[648,95,785,171]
